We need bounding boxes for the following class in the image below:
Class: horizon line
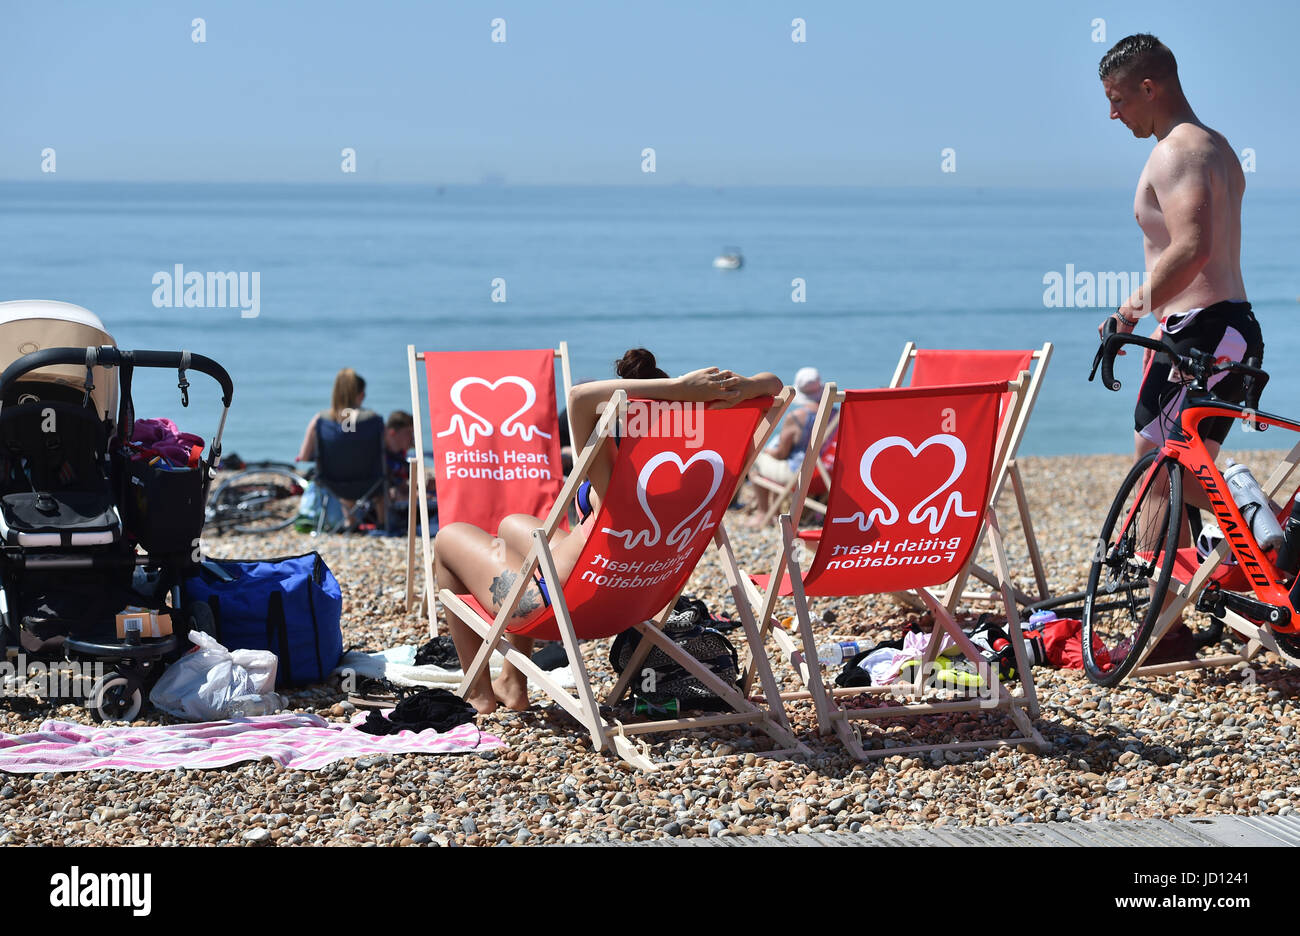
[5,178,1298,192]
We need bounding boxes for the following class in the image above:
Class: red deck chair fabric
[741,380,1045,759]
[456,397,772,642]
[754,384,999,598]
[439,391,808,769]
[908,350,1032,432]
[894,346,1051,609]
[424,349,563,531]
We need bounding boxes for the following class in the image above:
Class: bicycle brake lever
[1089,317,1118,383]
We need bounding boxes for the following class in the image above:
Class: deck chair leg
[783,517,834,736]
[985,509,1041,720]
[716,524,794,733]
[1010,462,1050,602]
[535,533,608,751]
[404,462,418,611]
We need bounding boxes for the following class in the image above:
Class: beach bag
[294,481,345,533]
[609,595,740,711]
[180,552,343,687]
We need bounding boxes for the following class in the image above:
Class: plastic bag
[149,631,284,721]
[293,481,345,533]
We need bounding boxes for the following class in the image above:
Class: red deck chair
[889,342,1053,610]
[741,381,1046,760]
[437,389,810,770]
[404,344,574,625]
[747,408,840,527]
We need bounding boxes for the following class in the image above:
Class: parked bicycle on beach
[1082,320,1300,687]
[204,461,308,534]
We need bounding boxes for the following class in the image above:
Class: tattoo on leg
[488,570,542,619]
[514,586,541,618]
[489,571,517,610]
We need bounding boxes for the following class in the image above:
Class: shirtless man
[1098,33,1261,451]
[1096,34,1264,660]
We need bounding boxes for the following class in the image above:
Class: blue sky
[3,0,1296,187]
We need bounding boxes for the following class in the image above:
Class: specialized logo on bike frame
[436,375,553,446]
[602,450,724,553]
[831,433,978,534]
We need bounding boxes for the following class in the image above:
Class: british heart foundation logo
[602,450,725,553]
[436,376,553,446]
[831,433,978,534]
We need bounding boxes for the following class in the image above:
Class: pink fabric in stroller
[128,418,204,468]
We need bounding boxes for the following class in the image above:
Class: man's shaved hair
[1098,33,1179,85]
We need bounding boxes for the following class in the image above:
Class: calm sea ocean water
[1,182,1296,458]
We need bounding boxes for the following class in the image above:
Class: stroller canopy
[0,300,118,417]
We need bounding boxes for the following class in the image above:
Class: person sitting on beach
[432,348,781,714]
[748,366,831,526]
[384,410,436,528]
[295,368,385,526]
[296,368,372,463]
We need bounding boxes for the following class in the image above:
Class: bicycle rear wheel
[1082,449,1183,687]
[206,467,306,534]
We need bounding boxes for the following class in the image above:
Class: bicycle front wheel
[206,467,307,535]
[1082,449,1183,687]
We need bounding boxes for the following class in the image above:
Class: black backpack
[609,595,740,711]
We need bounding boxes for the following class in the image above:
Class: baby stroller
[0,300,233,720]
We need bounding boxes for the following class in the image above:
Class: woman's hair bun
[616,348,669,380]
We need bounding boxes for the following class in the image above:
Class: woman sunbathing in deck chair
[433,348,781,714]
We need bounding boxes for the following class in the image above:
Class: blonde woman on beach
[433,349,782,714]
[296,368,371,463]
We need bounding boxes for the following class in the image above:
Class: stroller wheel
[185,601,216,637]
[89,672,143,722]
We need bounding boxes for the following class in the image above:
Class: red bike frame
[1121,396,1300,634]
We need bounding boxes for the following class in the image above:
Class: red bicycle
[1082,320,1298,686]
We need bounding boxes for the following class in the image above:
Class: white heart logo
[436,375,553,446]
[603,450,725,553]
[831,433,978,534]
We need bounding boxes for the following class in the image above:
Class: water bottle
[1223,461,1285,550]
[816,640,863,665]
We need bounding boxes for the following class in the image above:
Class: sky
[2,0,1297,187]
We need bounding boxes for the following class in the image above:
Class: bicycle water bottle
[1223,460,1285,550]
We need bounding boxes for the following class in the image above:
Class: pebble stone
[1,452,1297,846]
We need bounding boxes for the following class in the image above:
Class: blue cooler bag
[182,553,343,687]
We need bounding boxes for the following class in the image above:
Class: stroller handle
[0,346,234,407]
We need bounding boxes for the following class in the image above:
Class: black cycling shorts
[1134,299,1264,446]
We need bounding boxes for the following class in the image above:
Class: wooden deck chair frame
[889,342,1054,611]
[438,388,812,771]
[740,380,1047,761]
[403,342,576,629]
[746,409,841,528]
[1120,437,1300,679]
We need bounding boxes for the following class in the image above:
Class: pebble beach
[3,450,1299,847]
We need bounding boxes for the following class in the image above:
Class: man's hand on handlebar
[1098,311,1136,354]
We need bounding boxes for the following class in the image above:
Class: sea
[1,181,1296,459]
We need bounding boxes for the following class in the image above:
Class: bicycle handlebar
[1089,316,1269,412]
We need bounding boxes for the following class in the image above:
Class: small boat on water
[713,247,744,270]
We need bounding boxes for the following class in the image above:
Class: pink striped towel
[0,713,504,773]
